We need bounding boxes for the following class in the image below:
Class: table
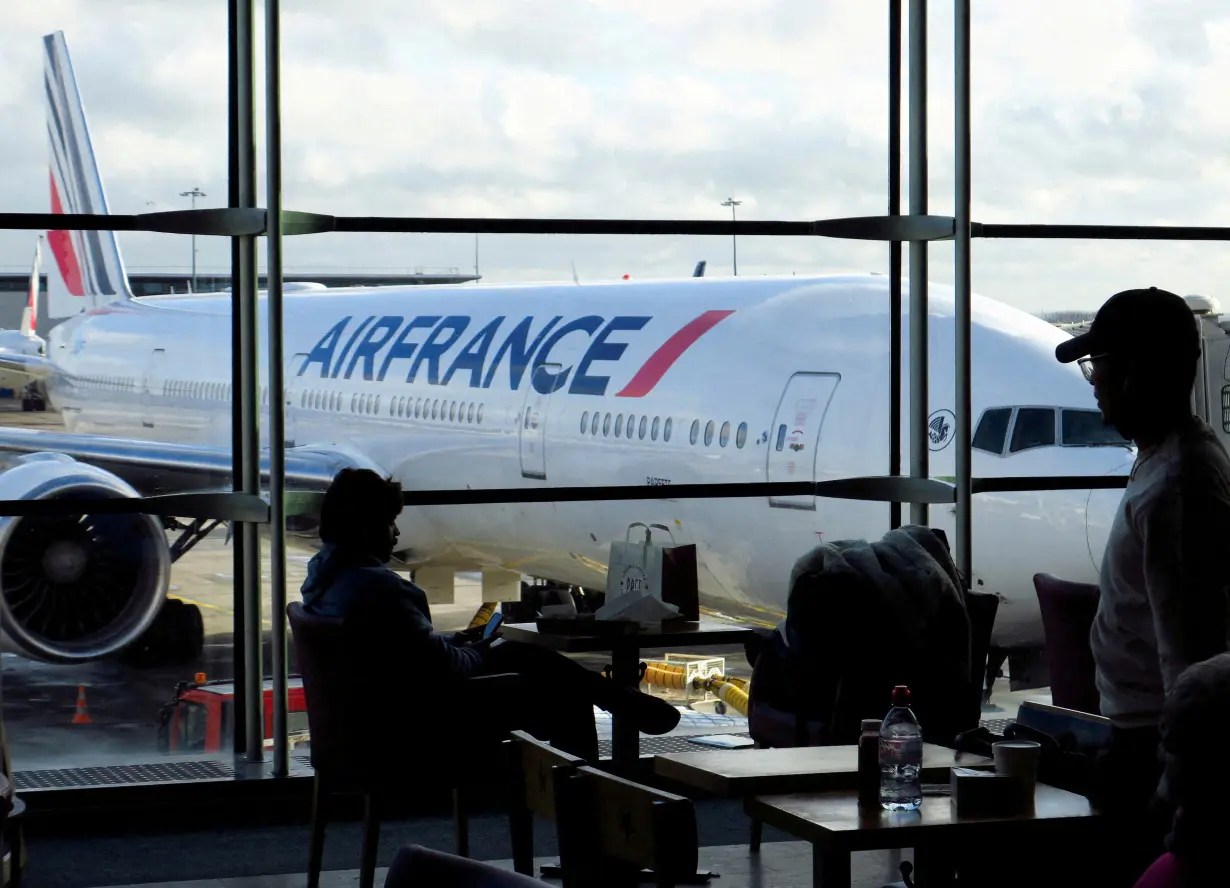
[499,620,756,769]
[745,785,1102,887]
[656,744,992,797]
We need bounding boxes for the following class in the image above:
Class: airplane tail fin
[44,31,134,319]
[21,237,41,337]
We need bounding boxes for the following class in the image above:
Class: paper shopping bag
[661,543,699,620]
[605,523,666,602]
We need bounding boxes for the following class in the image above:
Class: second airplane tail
[44,30,134,319]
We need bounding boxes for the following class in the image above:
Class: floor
[98,842,914,888]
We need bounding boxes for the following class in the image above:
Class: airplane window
[704,420,715,446]
[375,395,382,414]
[603,413,612,436]
[690,420,700,445]
[615,414,624,437]
[468,402,475,423]
[651,416,660,441]
[719,421,731,447]
[972,408,1012,454]
[664,417,672,443]
[301,392,307,408]
[1061,409,1130,447]
[581,411,589,434]
[776,424,787,451]
[627,415,636,438]
[477,403,484,424]
[352,393,359,412]
[590,412,599,435]
[449,401,457,422]
[639,416,647,440]
[413,399,421,419]
[432,400,440,420]
[459,401,467,422]
[393,398,400,417]
[1009,407,1056,453]
[736,422,748,448]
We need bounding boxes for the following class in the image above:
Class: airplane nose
[1085,458,1132,575]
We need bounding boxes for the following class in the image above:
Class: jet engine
[0,455,170,663]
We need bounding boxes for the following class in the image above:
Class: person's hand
[460,624,487,642]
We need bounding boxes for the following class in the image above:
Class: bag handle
[624,522,678,545]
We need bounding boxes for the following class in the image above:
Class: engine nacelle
[0,455,170,663]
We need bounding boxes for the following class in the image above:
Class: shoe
[611,688,682,736]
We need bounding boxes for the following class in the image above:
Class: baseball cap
[1054,287,1200,369]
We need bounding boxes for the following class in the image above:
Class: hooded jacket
[300,543,485,680]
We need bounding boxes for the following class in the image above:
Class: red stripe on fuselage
[615,309,735,398]
[48,173,84,298]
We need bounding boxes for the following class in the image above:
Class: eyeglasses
[1077,353,1110,383]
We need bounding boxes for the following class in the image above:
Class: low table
[745,785,1103,887]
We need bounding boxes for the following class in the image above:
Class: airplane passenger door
[140,348,167,429]
[519,363,562,480]
[282,352,309,448]
[766,372,841,510]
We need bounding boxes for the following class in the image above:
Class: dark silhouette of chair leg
[360,793,381,888]
[307,775,328,888]
[453,787,470,857]
[749,818,763,853]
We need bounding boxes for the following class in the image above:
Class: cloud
[1,0,1229,311]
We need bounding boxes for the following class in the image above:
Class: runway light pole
[179,187,206,292]
[721,197,742,276]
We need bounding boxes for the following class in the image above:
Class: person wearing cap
[1056,287,1230,885]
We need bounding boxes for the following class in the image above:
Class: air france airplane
[0,238,48,407]
[0,31,1131,675]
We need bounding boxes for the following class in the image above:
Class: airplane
[0,238,49,410]
[0,31,1133,685]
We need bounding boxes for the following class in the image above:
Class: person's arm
[359,576,487,679]
[1140,485,1230,694]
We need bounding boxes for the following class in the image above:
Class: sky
[1,0,1229,314]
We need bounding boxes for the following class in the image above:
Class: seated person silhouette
[1135,651,1230,887]
[300,467,681,762]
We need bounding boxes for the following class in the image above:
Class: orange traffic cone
[71,685,92,725]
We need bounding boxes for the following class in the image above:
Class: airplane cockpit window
[972,407,1012,454]
[1061,409,1130,447]
[1009,407,1056,453]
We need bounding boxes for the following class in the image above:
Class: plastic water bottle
[879,684,923,811]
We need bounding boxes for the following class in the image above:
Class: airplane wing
[0,426,378,501]
[0,353,54,379]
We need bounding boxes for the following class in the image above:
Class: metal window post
[231,0,264,764]
[954,0,973,587]
[265,0,289,778]
[889,0,903,531]
[227,0,248,760]
[908,0,929,527]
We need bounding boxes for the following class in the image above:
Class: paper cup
[992,740,1041,795]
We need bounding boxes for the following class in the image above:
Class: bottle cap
[861,719,882,732]
[891,685,911,706]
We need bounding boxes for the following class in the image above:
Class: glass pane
[1061,409,1129,446]
[1009,408,1056,452]
[972,408,1013,454]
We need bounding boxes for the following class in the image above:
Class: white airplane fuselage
[41,273,1130,650]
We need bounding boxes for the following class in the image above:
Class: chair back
[1033,573,1101,714]
[964,588,1000,716]
[384,844,544,888]
[508,730,584,821]
[554,765,698,888]
[287,601,373,779]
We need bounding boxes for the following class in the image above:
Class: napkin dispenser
[950,767,1032,817]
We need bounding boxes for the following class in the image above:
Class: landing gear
[117,598,205,669]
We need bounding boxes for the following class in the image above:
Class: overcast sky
[2,0,1228,313]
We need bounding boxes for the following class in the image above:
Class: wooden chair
[288,602,521,888]
[506,729,585,878]
[1032,573,1101,714]
[553,765,702,888]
